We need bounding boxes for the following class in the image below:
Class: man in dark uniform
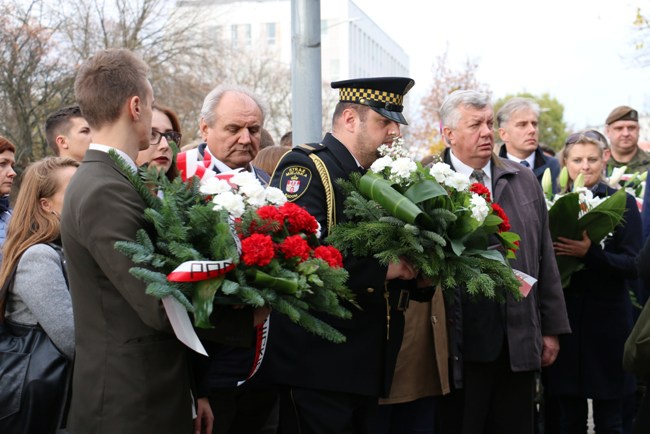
[266,77,419,434]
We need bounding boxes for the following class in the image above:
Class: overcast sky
[353,0,649,130]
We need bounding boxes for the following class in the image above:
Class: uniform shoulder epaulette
[295,143,325,154]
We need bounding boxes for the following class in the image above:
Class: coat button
[367,287,375,293]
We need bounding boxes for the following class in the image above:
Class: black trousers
[278,386,378,434]
[208,386,279,434]
[439,347,535,434]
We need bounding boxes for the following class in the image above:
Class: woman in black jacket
[545,131,642,434]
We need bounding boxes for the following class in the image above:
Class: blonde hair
[0,157,79,320]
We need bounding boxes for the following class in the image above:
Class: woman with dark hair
[0,156,79,433]
[0,136,17,264]
[545,130,641,433]
[136,104,181,181]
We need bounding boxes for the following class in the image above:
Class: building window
[267,22,276,46]
[231,24,238,47]
[244,24,252,47]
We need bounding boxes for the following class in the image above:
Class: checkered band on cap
[338,87,404,107]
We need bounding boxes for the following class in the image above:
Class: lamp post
[291,0,322,146]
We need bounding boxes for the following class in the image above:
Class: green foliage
[327,176,521,303]
[110,152,353,343]
[493,92,568,151]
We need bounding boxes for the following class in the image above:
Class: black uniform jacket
[261,133,416,397]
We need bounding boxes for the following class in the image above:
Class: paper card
[162,296,208,356]
[513,269,537,298]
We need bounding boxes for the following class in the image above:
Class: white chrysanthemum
[199,177,232,195]
[429,162,453,183]
[370,156,392,173]
[444,172,471,191]
[230,170,260,189]
[469,194,490,224]
[265,187,287,206]
[212,191,246,218]
[390,157,417,180]
[238,180,266,201]
[315,221,322,239]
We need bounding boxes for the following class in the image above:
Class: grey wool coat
[443,150,571,386]
[61,150,194,434]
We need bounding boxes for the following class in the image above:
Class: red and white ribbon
[167,259,235,283]
[176,148,216,182]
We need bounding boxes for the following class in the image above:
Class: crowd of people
[0,47,649,434]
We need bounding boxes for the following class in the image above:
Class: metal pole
[291,0,322,145]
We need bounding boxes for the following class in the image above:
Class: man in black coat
[266,77,418,434]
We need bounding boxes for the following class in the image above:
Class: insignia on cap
[279,165,312,202]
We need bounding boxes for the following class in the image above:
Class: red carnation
[250,205,284,234]
[278,235,312,261]
[280,202,319,234]
[314,245,344,268]
[240,234,275,266]
[470,183,491,202]
[491,203,511,232]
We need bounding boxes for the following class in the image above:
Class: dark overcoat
[443,149,571,386]
[545,182,640,399]
[61,150,194,434]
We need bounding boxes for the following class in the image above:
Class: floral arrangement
[111,152,354,343]
[326,139,522,302]
[542,167,628,287]
[606,165,646,212]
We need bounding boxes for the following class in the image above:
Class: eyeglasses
[151,130,182,146]
[565,130,608,148]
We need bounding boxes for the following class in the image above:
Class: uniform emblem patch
[279,166,312,201]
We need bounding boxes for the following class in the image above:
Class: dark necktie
[471,169,486,185]
[520,160,530,168]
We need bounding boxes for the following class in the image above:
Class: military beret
[606,105,639,125]
[331,77,415,125]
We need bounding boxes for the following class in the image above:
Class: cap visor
[371,107,408,125]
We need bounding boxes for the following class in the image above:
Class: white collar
[89,143,138,172]
[506,151,535,168]
[449,150,492,193]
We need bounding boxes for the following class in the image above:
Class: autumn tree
[0,0,74,166]
[493,92,568,151]
[409,49,491,159]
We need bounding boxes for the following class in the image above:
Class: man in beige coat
[61,49,196,434]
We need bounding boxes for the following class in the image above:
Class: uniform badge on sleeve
[279,166,312,202]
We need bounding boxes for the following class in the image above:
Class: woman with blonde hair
[545,131,641,433]
[0,156,79,433]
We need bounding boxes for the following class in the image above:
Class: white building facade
[178,0,410,83]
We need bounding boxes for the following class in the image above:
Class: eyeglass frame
[150,129,182,146]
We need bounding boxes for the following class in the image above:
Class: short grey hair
[200,84,269,126]
[496,97,540,128]
[440,90,491,130]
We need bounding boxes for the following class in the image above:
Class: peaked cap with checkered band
[331,77,415,125]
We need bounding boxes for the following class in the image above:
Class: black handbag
[0,245,72,434]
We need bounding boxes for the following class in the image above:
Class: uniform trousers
[278,386,377,434]
[374,396,439,434]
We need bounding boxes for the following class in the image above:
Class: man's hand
[541,335,560,367]
[194,397,213,434]
[386,257,417,281]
